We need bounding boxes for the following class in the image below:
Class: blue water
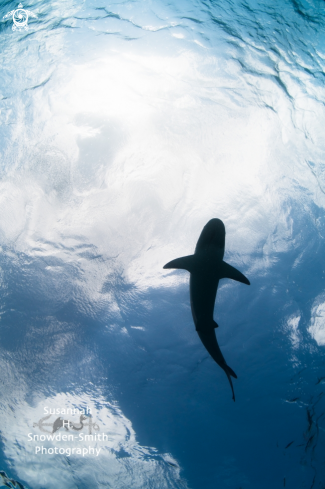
[0,0,325,487]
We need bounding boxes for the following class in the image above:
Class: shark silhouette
[163,218,250,401]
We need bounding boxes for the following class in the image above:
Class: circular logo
[13,8,28,28]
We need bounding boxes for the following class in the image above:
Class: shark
[163,218,250,401]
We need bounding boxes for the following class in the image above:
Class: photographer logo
[3,3,37,31]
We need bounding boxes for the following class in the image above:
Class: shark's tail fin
[223,364,237,402]
[225,364,237,379]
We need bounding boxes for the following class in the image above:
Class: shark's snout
[196,218,225,252]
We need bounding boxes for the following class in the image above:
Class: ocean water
[0,0,325,487]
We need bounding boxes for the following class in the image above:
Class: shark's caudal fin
[224,368,236,402]
[220,261,250,285]
[225,364,237,379]
[163,255,196,273]
[197,330,237,401]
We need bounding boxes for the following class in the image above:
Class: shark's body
[163,218,250,401]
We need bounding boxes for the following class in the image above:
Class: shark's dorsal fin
[220,261,250,285]
[163,255,196,273]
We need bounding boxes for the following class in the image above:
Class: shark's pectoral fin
[213,320,219,329]
[220,261,250,285]
[163,255,196,273]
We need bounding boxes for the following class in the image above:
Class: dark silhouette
[52,417,70,433]
[52,414,87,433]
[163,218,250,401]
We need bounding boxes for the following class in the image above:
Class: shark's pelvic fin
[163,255,196,273]
[213,320,219,329]
[220,261,250,285]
